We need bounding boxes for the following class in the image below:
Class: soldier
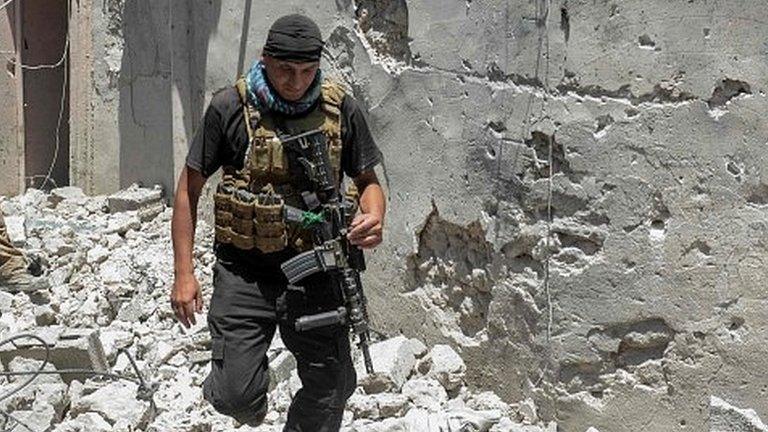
[170,14,385,431]
[0,213,47,292]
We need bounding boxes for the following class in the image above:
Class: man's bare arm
[171,166,207,328]
[347,169,386,249]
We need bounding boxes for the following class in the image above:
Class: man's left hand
[347,213,383,249]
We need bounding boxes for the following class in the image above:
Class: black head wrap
[262,14,324,62]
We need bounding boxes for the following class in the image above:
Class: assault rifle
[279,128,375,374]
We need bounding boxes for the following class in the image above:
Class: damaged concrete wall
[0,5,22,196]
[358,2,768,431]
[14,0,768,430]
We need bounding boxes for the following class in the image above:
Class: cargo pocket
[211,336,225,362]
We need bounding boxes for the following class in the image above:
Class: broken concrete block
[710,396,768,432]
[69,381,152,429]
[489,418,558,432]
[268,350,297,391]
[347,392,381,420]
[407,338,428,358]
[357,335,416,393]
[4,215,26,247]
[48,187,86,207]
[107,185,163,214]
[33,383,69,420]
[34,304,57,326]
[466,391,512,416]
[345,417,408,431]
[51,412,113,432]
[0,328,108,384]
[372,392,410,418]
[97,329,133,364]
[514,397,539,424]
[447,408,503,432]
[401,378,448,411]
[421,344,466,392]
[6,403,57,432]
[105,212,141,235]
[138,201,164,222]
[44,237,76,257]
[86,245,110,265]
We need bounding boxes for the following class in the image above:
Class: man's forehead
[273,58,319,69]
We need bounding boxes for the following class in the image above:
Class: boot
[0,256,49,293]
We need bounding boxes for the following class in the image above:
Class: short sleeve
[186,90,232,178]
[340,95,383,179]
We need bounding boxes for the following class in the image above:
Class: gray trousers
[0,213,23,268]
[202,257,357,431]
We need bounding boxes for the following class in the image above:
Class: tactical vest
[213,77,353,254]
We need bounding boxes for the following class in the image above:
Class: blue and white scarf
[244,60,323,116]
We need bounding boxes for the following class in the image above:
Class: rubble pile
[0,186,573,431]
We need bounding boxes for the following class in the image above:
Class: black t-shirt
[185,85,383,275]
[186,86,382,180]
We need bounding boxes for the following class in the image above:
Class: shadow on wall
[118,0,222,196]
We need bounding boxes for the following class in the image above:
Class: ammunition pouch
[230,189,256,250]
[214,181,235,245]
[253,189,288,254]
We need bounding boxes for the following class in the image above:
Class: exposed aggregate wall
[24,1,768,431]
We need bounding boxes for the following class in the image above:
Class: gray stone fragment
[105,212,141,235]
[70,381,152,429]
[5,404,57,432]
[34,304,57,326]
[0,328,108,384]
[51,412,113,432]
[422,344,466,392]
[49,187,87,207]
[371,392,409,418]
[107,185,163,213]
[407,338,428,358]
[466,391,512,416]
[710,396,768,432]
[4,215,25,247]
[401,378,448,411]
[514,398,539,424]
[489,419,558,432]
[357,336,416,393]
[268,350,297,391]
[86,245,110,265]
[347,393,381,420]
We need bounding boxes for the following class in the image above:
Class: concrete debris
[0,186,579,431]
[69,380,152,429]
[107,184,163,213]
[419,344,466,392]
[357,335,417,393]
[710,396,768,432]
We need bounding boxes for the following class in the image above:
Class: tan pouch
[214,183,235,244]
[253,189,288,253]
[231,232,255,250]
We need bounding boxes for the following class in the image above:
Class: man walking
[171,14,385,431]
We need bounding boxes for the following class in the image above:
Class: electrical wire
[37,32,68,191]
[0,334,154,432]
[0,0,14,13]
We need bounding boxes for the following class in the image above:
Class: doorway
[21,0,69,190]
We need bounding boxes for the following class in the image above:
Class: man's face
[262,56,320,102]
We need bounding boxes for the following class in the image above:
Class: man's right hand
[171,273,203,328]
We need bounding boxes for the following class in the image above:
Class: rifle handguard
[295,307,347,331]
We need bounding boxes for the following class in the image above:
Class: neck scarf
[244,60,323,116]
